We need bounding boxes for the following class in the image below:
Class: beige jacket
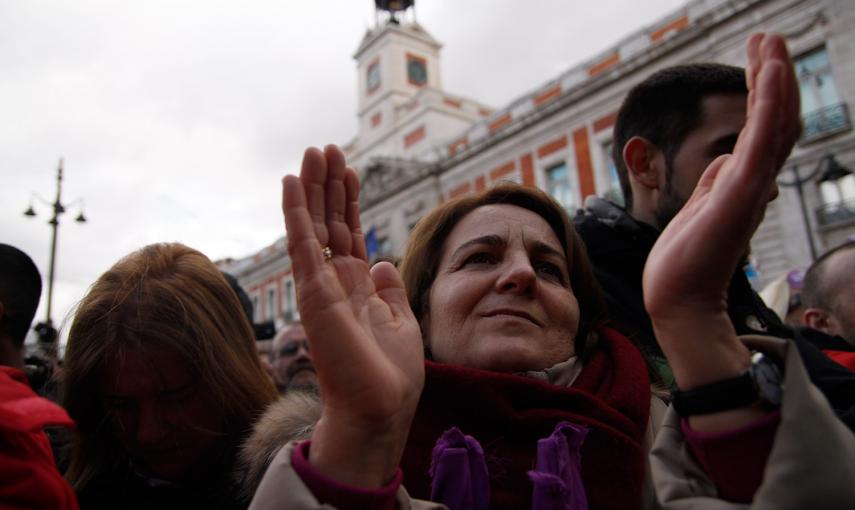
[249,442,443,510]
[651,336,855,509]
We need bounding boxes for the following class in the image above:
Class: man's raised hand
[643,34,799,394]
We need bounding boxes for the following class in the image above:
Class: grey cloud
[1,0,687,343]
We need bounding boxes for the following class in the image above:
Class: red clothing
[402,326,651,509]
[824,350,855,372]
[291,441,401,510]
[682,411,780,503]
[0,366,78,510]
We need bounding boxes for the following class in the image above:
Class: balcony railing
[802,102,851,143]
[815,198,855,227]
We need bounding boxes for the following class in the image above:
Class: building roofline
[430,0,770,172]
[354,20,442,60]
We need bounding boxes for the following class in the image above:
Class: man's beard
[653,167,753,265]
[654,176,685,229]
[284,361,318,392]
[285,375,319,393]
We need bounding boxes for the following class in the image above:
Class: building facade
[219,0,855,328]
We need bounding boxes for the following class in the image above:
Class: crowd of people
[2,33,854,509]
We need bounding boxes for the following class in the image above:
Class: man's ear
[622,136,662,190]
[803,307,839,336]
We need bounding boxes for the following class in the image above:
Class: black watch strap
[671,371,758,417]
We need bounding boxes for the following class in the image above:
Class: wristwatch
[671,352,783,417]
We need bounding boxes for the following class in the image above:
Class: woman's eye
[463,252,496,266]
[162,386,195,405]
[536,262,564,282]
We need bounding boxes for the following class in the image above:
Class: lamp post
[816,154,854,222]
[23,158,87,355]
[778,154,853,262]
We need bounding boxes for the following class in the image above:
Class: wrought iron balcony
[802,102,851,143]
[815,197,855,227]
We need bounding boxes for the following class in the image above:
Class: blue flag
[365,227,379,260]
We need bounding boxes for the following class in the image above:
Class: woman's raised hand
[643,34,800,406]
[282,145,424,487]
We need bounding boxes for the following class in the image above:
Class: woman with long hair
[61,243,278,509]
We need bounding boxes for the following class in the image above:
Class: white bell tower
[353,1,442,138]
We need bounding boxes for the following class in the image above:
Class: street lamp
[23,158,87,357]
[779,154,853,262]
[816,154,855,216]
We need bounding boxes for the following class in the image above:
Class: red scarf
[401,327,651,509]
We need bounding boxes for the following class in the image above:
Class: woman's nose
[136,402,167,446]
[496,256,536,295]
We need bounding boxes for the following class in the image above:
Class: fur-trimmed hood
[235,390,322,501]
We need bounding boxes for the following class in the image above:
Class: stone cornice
[359,157,437,210]
[354,21,441,60]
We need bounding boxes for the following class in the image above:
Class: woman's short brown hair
[399,184,606,358]
[61,243,278,489]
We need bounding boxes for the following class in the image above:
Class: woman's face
[100,345,227,482]
[426,204,580,372]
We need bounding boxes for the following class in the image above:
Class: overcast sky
[2,0,687,341]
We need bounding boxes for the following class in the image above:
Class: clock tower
[355,2,441,106]
[344,0,491,172]
[351,2,443,154]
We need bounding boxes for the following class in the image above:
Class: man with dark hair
[577,63,767,384]
[799,241,855,369]
[610,63,748,221]
[0,243,77,508]
[0,243,44,366]
[574,62,855,429]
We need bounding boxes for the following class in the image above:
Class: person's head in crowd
[271,322,317,392]
[61,243,278,490]
[223,270,278,384]
[400,184,607,369]
[801,241,855,344]
[222,271,254,325]
[613,63,748,228]
[0,243,42,369]
[223,270,277,341]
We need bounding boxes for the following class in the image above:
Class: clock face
[367,61,381,93]
[407,57,427,86]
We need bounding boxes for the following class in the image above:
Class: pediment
[360,157,433,209]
